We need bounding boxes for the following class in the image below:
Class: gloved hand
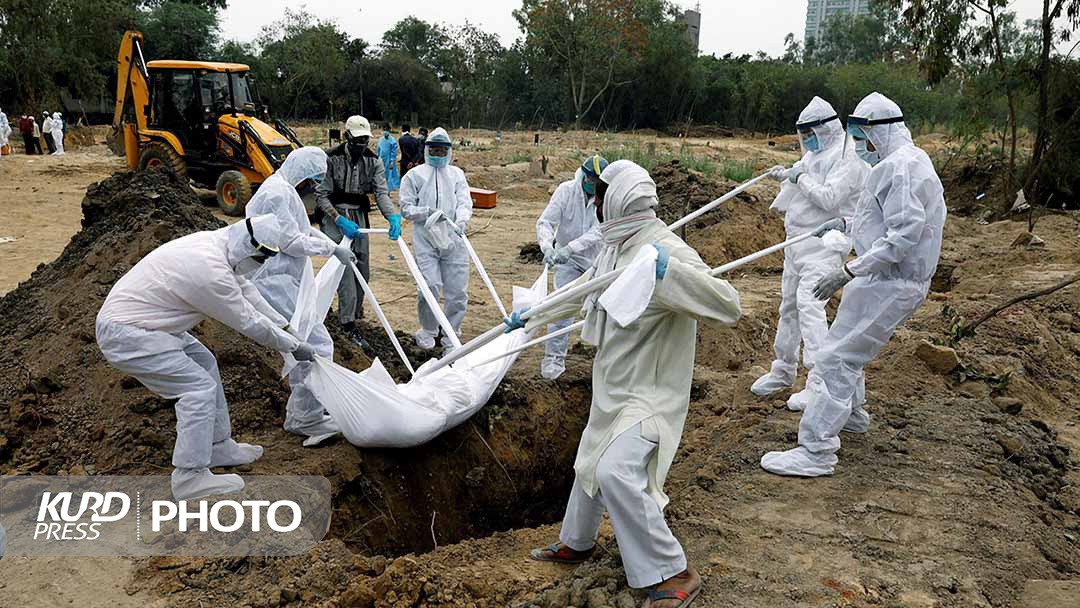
[424,209,445,229]
[502,306,531,333]
[766,165,789,182]
[652,243,670,280]
[387,214,402,241]
[335,215,361,240]
[454,219,468,237]
[541,244,556,266]
[788,166,805,184]
[292,342,317,362]
[812,217,846,238]
[411,207,432,223]
[813,266,854,300]
[333,245,357,266]
[552,245,572,265]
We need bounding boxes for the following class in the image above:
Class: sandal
[528,542,594,564]
[643,586,701,608]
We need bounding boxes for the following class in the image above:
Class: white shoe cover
[751,368,794,396]
[171,468,245,500]
[541,358,565,380]
[760,446,837,477]
[289,414,340,438]
[415,329,436,350]
[842,407,871,434]
[787,388,812,412]
[209,439,264,467]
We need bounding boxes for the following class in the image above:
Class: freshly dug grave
[0,169,596,561]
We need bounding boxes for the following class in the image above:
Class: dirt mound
[518,242,545,264]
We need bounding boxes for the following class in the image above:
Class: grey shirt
[315,144,396,219]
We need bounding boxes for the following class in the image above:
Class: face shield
[796,113,838,155]
[845,115,903,167]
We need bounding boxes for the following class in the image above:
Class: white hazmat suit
[752,97,868,397]
[245,147,342,439]
[0,108,11,158]
[527,161,742,588]
[399,127,473,349]
[535,169,602,378]
[96,216,309,500]
[762,92,947,477]
[51,112,64,155]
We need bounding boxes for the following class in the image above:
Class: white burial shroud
[283,254,548,448]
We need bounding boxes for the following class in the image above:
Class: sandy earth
[1,128,1079,607]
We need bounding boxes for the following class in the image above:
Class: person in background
[0,107,11,159]
[534,154,607,379]
[398,127,473,352]
[19,115,34,154]
[51,112,65,155]
[417,127,428,148]
[399,124,420,177]
[41,112,56,154]
[377,123,401,192]
[316,115,402,346]
[30,116,42,154]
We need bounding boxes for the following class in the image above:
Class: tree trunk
[1026,0,1063,201]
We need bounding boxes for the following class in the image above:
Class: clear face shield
[795,114,838,156]
[845,114,904,167]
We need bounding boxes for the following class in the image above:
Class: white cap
[345,115,371,138]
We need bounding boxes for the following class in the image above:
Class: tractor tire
[216,170,253,217]
[137,141,187,179]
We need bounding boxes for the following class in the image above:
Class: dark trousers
[320,208,371,324]
[23,133,37,154]
[44,133,56,154]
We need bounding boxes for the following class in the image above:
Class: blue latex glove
[335,215,361,240]
[387,214,402,241]
[652,244,670,280]
[502,306,531,333]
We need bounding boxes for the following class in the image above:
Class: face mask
[428,155,449,168]
[582,180,596,195]
[801,131,820,152]
[383,131,390,137]
[854,138,880,166]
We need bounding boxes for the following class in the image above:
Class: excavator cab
[113,31,304,215]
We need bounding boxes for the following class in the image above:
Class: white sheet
[293,263,549,448]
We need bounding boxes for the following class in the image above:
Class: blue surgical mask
[582,180,596,195]
[428,155,449,168]
[854,138,880,166]
[801,131,820,152]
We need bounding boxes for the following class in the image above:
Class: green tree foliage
[254,8,348,118]
[136,1,220,60]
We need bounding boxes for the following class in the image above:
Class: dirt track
[1,128,1078,607]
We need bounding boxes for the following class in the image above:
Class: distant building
[679,6,701,54]
[805,0,872,42]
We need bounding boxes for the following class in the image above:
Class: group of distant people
[0,109,66,156]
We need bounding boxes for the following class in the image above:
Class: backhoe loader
[112,31,306,215]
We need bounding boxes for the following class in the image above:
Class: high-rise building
[805,0,872,42]
[678,6,701,54]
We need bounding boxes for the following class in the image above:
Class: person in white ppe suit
[534,154,606,379]
[510,160,742,605]
[96,215,323,500]
[51,112,64,155]
[752,97,868,400]
[399,127,473,351]
[0,107,11,159]
[761,92,946,477]
[246,146,357,442]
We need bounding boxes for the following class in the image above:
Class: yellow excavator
[113,31,305,215]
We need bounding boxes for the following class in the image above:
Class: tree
[810,2,908,65]
[514,0,647,126]
[381,16,448,75]
[137,1,220,60]
[255,8,349,118]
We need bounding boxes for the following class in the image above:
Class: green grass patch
[716,159,755,182]
[599,144,719,176]
[506,151,532,163]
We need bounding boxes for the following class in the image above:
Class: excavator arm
[114,31,152,168]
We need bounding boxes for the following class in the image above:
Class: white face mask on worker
[0,476,331,557]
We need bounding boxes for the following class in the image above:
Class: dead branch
[961,273,1080,336]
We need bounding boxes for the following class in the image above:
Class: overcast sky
[218,0,1062,58]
